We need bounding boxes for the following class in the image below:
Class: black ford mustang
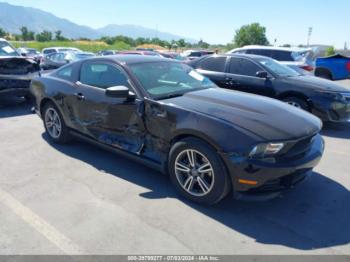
[187,54,350,123]
[30,55,324,205]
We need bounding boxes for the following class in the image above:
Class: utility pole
[307,27,313,47]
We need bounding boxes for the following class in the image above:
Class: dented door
[73,61,146,154]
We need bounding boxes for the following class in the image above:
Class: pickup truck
[315,54,350,81]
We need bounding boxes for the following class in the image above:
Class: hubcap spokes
[175,149,214,197]
[45,108,62,139]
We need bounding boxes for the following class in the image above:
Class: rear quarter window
[270,50,294,61]
[43,49,56,55]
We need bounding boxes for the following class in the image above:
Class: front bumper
[221,134,324,193]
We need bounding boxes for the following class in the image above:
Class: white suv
[42,47,82,55]
[227,45,315,72]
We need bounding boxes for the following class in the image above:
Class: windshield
[0,41,19,57]
[257,57,300,77]
[130,62,216,100]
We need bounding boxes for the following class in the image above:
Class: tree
[233,23,269,47]
[36,30,52,42]
[20,26,29,40]
[325,46,336,57]
[20,26,35,41]
[55,30,68,41]
[197,39,210,49]
[176,39,186,49]
[0,27,6,38]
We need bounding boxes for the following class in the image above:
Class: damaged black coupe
[30,56,324,205]
[0,39,40,99]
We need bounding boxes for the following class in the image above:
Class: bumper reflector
[238,179,258,185]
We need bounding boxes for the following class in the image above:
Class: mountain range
[0,2,197,42]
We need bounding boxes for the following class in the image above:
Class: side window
[228,57,241,74]
[190,52,202,57]
[49,53,62,62]
[80,62,130,89]
[198,56,227,72]
[270,50,294,61]
[56,66,73,80]
[46,53,56,61]
[247,49,272,57]
[233,50,247,54]
[239,59,262,77]
[229,58,262,77]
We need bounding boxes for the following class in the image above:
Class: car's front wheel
[169,138,231,205]
[43,102,71,144]
[283,97,310,112]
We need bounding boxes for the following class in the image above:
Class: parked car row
[2,37,349,205]
[40,51,95,70]
[228,45,350,81]
[187,54,350,122]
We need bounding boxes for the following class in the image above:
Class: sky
[3,0,350,48]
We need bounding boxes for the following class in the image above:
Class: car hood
[284,75,350,93]
[165,88,321,141]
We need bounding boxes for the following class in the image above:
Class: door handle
[225,77,240,86]
[74,93,85,101]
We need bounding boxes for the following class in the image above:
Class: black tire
[315,69,332,80]
[282,97,310,112]
[42,102,71,144]
[168,137,231,205]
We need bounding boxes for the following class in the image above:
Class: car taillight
[301,65,314,72]
[346,61,350,72]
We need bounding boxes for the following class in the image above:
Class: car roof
[43,47,80,50]
[80,54,173,65]
[232,45,311,52]
[202,53,273,60]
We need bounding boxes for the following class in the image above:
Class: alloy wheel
[174,149,215,197]
[286,101,302,109]
[45,107,62,139]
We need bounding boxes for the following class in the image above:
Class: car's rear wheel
[43,102,70,143]
[315,69,332,80]
[169,138,231,205]
[283,97,310,112]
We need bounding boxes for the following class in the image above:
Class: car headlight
[249,143,284,158]
[320,91,350,101]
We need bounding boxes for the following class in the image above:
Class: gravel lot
[0,80,349,255]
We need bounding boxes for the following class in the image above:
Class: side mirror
[21,53,27,57]
[256,71,269,79]
[105,86,130,98]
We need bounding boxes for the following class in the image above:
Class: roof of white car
[229,45,311,53]
[42,47,81,50]
[0,38,7,42]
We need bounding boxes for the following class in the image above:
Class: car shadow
[321,122,350,139]
[42,133,350,251]
[0,96,33,118]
